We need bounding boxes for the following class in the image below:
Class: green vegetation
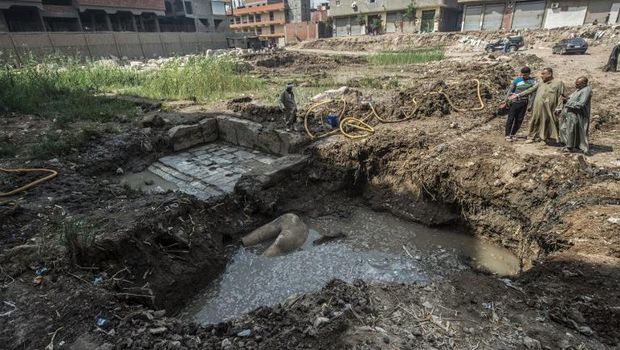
[57,218,96,265]
[368,47,445,65]
[404,1,417,22]
[0,56,138,123]
[132,55,264,101]
[0,54,264,122]
[29,128,99,159]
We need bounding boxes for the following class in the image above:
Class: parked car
[485,36,525,53]
[552,37,588,55]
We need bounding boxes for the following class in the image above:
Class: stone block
[199,118,218,143]
[256,129,309,155]
[216,115,262,149]
[274,130,308,155]
[168,124,204,151]
[236,154,309,194]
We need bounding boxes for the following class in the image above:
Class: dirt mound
[227,97,283,125]
[298,25,620,52]
[248,51,366,72]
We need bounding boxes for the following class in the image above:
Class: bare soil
[1,32,619,350]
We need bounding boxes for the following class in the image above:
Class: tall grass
[0,56,138,123]
[368,47,445,65]
[131,55,264,101]
[0,54,264,121]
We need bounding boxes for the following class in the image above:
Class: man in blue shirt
[504,67,536,141]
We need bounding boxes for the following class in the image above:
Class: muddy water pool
[182,206,519,325]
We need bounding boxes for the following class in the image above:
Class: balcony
[225,2,284,16]
[230,18,285,29]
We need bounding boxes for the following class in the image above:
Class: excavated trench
[118,117,523,325]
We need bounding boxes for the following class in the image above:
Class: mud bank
[1,48,619,350]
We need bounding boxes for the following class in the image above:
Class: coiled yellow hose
[303,79,484,140]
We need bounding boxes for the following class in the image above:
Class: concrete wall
[585,0,614,23]
[0,31,227,63]
[284,21,317,43]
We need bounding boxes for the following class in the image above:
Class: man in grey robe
[279,83,297,131]
[560,77,593,154]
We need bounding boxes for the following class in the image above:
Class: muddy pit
[2,48,619,349]
[182,206,518,325]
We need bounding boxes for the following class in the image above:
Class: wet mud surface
[1,41,619,350]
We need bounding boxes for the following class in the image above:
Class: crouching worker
[279,83,298,131]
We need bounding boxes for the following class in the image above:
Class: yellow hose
[339,117,374,139]
[433,79,485,112]
[303,79,484,140]
[0,167,58,197]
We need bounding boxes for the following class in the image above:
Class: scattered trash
[93,276,104,286]
[422,301,433,309]
[33,276,44,286]
[116,167,124,175]
[237,329,252,337]
[324,112,339,129]
[95,316,109,328]
[35,266,49,276]
[149,327,167,335]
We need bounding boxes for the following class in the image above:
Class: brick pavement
[147,142,276,200]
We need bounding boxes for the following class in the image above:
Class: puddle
[183,206,519,325]
[182,230,424,325]
[308,206,520,277]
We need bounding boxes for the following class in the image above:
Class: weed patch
[368,47,445,65]
[29,128,99,159]
[56,218,97,265]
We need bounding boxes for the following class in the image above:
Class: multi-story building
[226,0,311,44]
[459,0,620,31]
[0,0,229,32]
[161,0,228,32]
[329,0,462,37]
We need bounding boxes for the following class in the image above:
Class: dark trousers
[505,100,528,137]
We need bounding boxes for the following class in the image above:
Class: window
[256,27,262,34]
[199,18,210,27]
[270,25,275,34]
[255,14,261,22]
[184,1,193,14]
[369,0,375,3]
[269,11,274,21]
[336,0,341,5]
